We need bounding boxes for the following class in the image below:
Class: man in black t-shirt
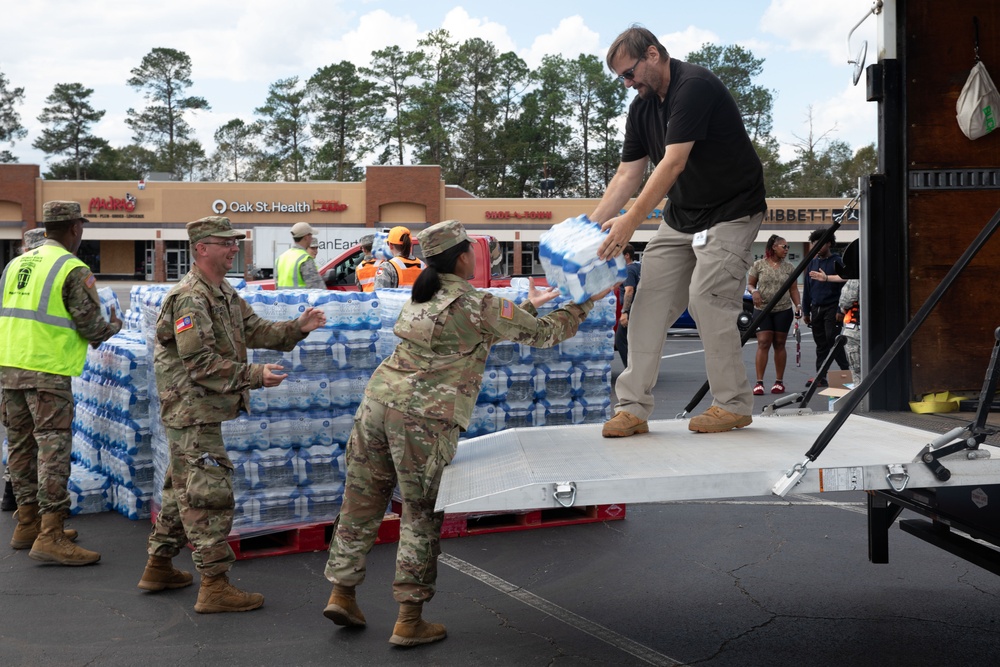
[592,25,766,437]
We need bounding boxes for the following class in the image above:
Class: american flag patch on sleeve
[84,272,96,289]
[175,315,194,333]
[500,298,515,320]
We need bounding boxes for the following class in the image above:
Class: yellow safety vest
[0,244,91,376]
[276,247,312,288]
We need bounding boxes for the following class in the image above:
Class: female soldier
[373,225,425,289]
[322,220,609,646]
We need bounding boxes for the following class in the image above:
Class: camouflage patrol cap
[42,201,89,224]
[359,234,374,250]
[417,220,470,258]
[186,216,247,243]
[22,228,47,251]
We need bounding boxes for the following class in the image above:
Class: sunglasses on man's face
[618,57,643,83]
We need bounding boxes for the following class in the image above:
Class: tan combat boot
[10,504,78,549]
[193,573,264,613]
[389,601,447,646]
[688,405,752,433]
[27,513,100,565]
[323,584,367,627]
[137,555,194,591]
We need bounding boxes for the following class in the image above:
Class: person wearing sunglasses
[139,215,327,614]
[747,235,801,395]
[592,25,766,436]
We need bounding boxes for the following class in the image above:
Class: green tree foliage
[0,68,27,163]
[308,61,380,182]
[362,45,423,165]
[685,43,774,141]
[46,144,156,180]
[212,118,264,181]
[125,48,210,176]
[449,37,501,192]
[256,77,311,181]
[33,83,107,179]
[407,30,462,171]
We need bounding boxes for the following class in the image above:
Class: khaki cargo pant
[617,213,763,419]
[325,398,459,604]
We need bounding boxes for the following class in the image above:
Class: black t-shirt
[621,59,767,233]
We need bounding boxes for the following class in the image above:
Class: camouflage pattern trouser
[845,335,863,384]
[325,398,459,604]
[146,423,236,576]
[0,387,73,514]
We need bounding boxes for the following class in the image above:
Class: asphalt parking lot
[2,284,999,666]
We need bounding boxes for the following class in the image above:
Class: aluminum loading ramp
[436,413,1000,513]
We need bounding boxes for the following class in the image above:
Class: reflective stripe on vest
[357,258,379,292]
[388,256,424,287]
[276,247,311,288]
[0,245,90,376]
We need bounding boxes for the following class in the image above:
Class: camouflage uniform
[146,219,308,576]
[838,278,862,384]
[2,228,48,493]
[1,211,121,515]
[325,221,594,604]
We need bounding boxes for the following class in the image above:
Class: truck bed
[436,413,1000,513]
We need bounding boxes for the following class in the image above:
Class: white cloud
[760,0,880,65]
[522,16,602,68]
[660,26,721,61]
[440,7,517,53]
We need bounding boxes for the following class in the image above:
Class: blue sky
[3,0,881,171]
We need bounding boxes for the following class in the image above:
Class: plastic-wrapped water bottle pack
[539,215,626,304]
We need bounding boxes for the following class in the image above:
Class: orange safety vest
[387,256,424,288]
[843,302,860,328]
[356,258,379,292]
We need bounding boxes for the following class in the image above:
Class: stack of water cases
[68,286,155,518]
[231,289,379,532]
[375,286,616,439]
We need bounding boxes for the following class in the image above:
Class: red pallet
[227,512,401,560]
[439,503,626,539]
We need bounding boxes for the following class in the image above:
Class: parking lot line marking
[440,552,682,666]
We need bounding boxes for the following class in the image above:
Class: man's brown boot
[193,573,264,613]
[323,584,367,627]
[602,410,649,438]
[137,555,194,591]
[389,602,447,647]
[10,504,78,549]
[688,405,752,433]
[27,513,99,565]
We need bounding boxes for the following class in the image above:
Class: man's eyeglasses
[617,57,643,83]
[200,239,240,248]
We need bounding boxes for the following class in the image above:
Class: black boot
[1,480,15,512]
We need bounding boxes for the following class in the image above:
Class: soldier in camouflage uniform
[139,215,326,613]
[2,228,49,512]
[322,219,611,647]
[0,202,121,565]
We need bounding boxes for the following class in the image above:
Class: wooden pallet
[227,512,400,560]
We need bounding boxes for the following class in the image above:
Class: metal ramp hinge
[553,482,577,508]
[885,464,909,492]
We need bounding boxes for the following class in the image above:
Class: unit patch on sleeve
[500,298,515,320]
[175,315,194,333]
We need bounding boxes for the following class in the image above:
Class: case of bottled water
[295,484,345,522]
[371,230,392,261]
[328,369,372,408]
[486,340,517,366]
[533,361,575,400]
[502,399,537,430]
[294,444,344,487]
[478,367,510,403]
[464,401,502,439]
[113,486,152,520]
[541,215,627,304]
[221,415,270,451]
[535,397,583,427]
[68,463,112,515]
[505,363,535,403]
